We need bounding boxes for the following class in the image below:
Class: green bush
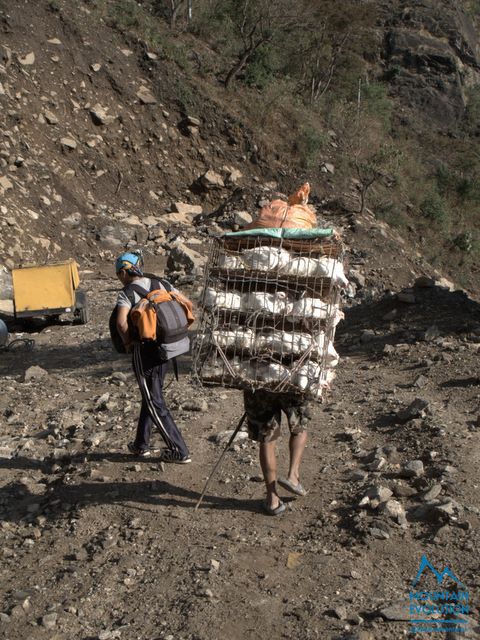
[160,42,191,71]
[465,1,480,18]
[435,163,455,196]
[382,65,401,82]
[190,1,236,49]
[174,77,200,111]
[420,189,450,225]
[452,231,473,252]
[362,82,393,130]
[455,176,480,203]
[435,162,480,204]
[296,125,325,169]
[244,44,280,89]
[108,0,144,30]
[374,200,407,228]
[108,0,163,49]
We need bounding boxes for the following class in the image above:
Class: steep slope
[0,0,265,270]
[1,0,479,299]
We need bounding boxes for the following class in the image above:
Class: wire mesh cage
[192,231,345,402]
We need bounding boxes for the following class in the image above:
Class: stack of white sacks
[218,248,347,283]
[201,245,346,400]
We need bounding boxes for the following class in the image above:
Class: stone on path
[24,366,48,382]
[137,85,157,104]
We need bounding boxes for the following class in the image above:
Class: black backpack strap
[124,283,150,303]
[154,277,173,292]
[172,357,179,381]
[143,273,173,292]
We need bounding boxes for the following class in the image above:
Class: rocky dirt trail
[0,268,479,640]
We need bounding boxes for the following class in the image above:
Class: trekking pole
[194,412,247,511]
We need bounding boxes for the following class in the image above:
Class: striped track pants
[132,344,189,458]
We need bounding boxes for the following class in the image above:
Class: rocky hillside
[379,0,480,128]
[0,0,271,272]
[0,0,479,298]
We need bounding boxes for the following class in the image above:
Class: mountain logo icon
[412,555,464,587]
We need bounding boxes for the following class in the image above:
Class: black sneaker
[159,449,191,464]
[127,442,151,458]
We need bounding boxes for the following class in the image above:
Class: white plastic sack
[287,297,331,320]
[241,246,291,271]
[244,291,291,315]
[255,362,291,384]
[211,328,255,351]
[204,287,242,310]
[280,257,348,286]
[282,257,330,278]
[308,369,336,398]
[292,362,336,395]
[203,356,243,380]
[312,333,340,366]
[322,258,349,287]
[202,360,225,380]
[218,254,244,270]
[294,362,322,391]
[255,331,312,355]
[330,308,345,328]
[232,361,290,385]
[327,344,339,367]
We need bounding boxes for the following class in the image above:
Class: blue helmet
[115,251,144,275]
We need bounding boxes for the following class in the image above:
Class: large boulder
[172,202,203,215]
[167,243,206,274]
[90,104,116,126]
[200,170,225,190]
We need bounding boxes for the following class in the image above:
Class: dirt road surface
[1,271,479,640]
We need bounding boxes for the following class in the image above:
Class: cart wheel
[75,289,89,325]
[79,304,90,325]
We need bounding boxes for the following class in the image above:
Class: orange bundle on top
[245,183,317,230]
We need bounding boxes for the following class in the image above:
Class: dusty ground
[0,267,479,640]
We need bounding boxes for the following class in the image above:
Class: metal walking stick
[194,412,247,510]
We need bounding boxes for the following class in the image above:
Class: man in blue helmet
[114,251,191,463]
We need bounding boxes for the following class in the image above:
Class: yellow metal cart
[12,259,89,324]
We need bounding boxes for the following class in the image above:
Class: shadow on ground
[0,451,262,523]
[336,284,480,356]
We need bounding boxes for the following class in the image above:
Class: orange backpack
[130,287,195,343]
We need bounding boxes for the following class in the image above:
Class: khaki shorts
[243,389,312,443]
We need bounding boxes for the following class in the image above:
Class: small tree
[221,0,300,88]
[354,144,400,214]
[154,0,193,29]
[190,0,375,99]
[336,79,400,214]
